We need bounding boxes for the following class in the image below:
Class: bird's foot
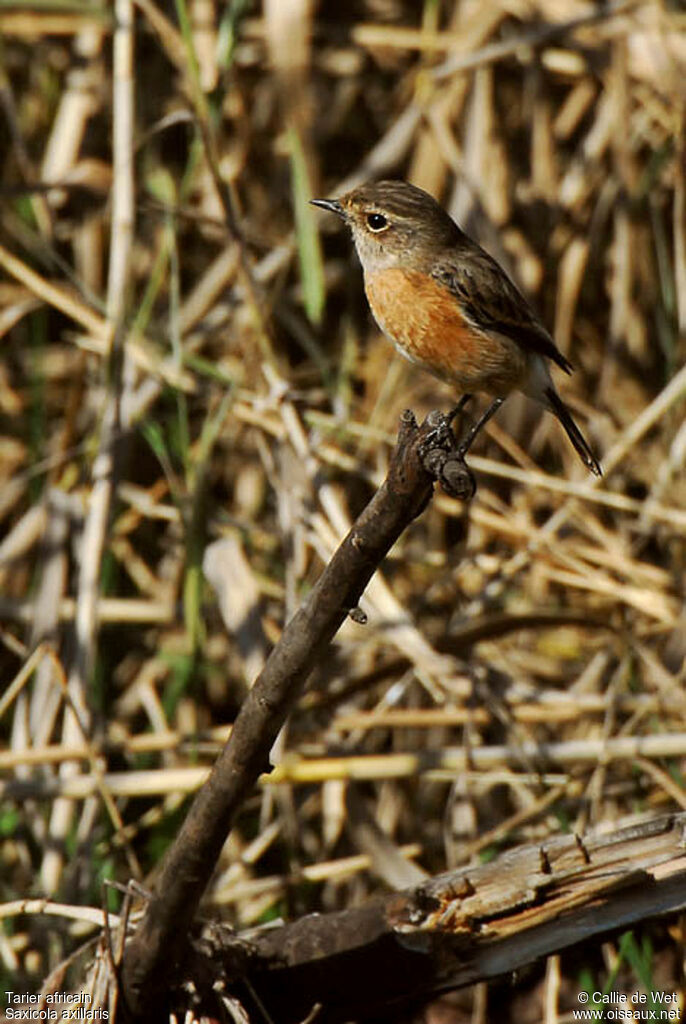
[417,410,476,501]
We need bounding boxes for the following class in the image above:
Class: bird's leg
[447,393,473,426]
[457,397,504,456]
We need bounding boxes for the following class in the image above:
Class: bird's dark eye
[366,212,388,232]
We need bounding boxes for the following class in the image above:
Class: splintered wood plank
[208,813,686,1022]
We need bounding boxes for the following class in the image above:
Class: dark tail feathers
[545,387,602,477]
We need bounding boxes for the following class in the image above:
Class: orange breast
[364,267,525,395]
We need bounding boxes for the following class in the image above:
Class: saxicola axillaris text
[311,180,601,476]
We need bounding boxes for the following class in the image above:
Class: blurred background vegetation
[1,0,685,1016]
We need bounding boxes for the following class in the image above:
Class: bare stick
[119,409,473,1018]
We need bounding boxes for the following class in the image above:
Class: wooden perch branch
[188,813,686,1023]
[119,409,474,1019]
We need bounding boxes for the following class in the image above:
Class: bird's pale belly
[364,266,526,395]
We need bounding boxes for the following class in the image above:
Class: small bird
[311,180,601,476]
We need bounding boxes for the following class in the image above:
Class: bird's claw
[418,411,477,500]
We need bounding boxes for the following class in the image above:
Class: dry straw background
[1,0,686,1017]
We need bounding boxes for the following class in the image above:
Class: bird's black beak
[310,198,345,219]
